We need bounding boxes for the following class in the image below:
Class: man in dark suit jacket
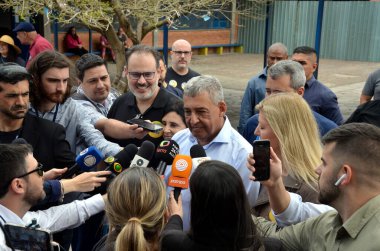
[0,63,75,170]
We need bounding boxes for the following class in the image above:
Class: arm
[238,80,255,133]
[360,94,372,104]
[60,170,111,194]
[95,118,147,140]
[361,71,376,104]
[23,194,105,233]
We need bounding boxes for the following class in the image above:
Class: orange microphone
[168,154,193,201]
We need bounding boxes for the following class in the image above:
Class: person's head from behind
[28,50,74,108]
[106,166,167,251]
[170,39,192,72]
[125,45,161,101]
[0,143,45,207]
[190,160,262,250]
[292,46,317,81]
[266,42,288,68]
[183,75,227,146]
[75,53,110,103]
[318,123,380,207]
[13,22,37,45]
[162,100,186,140]
[0,63,31,120]
[266,59,306,96]
[255,93,321,186]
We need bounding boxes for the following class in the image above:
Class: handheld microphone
[130,140,156,168]
[190,144,210,169]
[59,146,104,179]
[168,154,193,201]
[155,140,180,175]
[103,144,138,175]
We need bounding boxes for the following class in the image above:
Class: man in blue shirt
[238,42,288,133]
[242,60,337,145]
[292,46,343,125]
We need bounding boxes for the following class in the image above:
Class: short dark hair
[0,63,31,91]
[125,45,160,69]
[75,53,107,81]
[322,123,380,178]
[163,100,185,125]
[28,51,74,108]
[293,46,317,56]
[190,160,262,250]
[0,143,33,198]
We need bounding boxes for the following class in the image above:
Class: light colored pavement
[189,53,380,129]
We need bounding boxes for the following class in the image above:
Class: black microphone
[155,140,180,175]
[190,144,211,169]
[103,144,138,175]
[130,140,156,168]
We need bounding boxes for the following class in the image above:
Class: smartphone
[253,140,270,181]
[3,223,54,251]
[126,118,163,133]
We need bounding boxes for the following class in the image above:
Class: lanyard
[34,103,60,123]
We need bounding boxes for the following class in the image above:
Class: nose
[96,80,105,89]
[254,125,260,136]
[188,112,199,124]
[56,81,65,91]
[315,165,322,175]
[15,95,26,106]
[137,74,147,84]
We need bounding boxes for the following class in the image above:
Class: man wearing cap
[13,21,53,67]
[0,35,25,66]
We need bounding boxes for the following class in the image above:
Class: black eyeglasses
[128,72,156,80]
[17,163,44,179]
[172,51,191,56]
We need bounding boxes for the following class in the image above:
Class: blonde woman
[249,93,321,220]
[93,167,167,251]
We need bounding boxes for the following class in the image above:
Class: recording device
[59,146,104,179]
[253,140,270,181]
[130,140,156,168]
[334,174,347,186]
[103,144,139,174]
[190,144,210,169]
[126,118,163,133]
[3,223,55,251]
[168,155,193,201]
[155,140,180,175]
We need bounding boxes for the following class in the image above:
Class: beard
[45,92,65,103]
[24,184,45,206]
[318,177,340,205]
[1,104,28,119]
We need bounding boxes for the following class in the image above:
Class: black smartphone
[253,140,270,181]
[4,223,54,251]
[126,118,163,133]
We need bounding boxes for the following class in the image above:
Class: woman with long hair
[93,167,167,251]
[64,26,88,56]
[161,160,282,251]
[0,35,25,66]
[249,93,321,219]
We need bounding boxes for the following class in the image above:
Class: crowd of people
[1,20,380,251]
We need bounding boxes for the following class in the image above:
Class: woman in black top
[161,160,276,251]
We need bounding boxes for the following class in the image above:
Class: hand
[43,168,68,180]
[128,124,148,139]
[168,190,183,218]
[247,147,283,187]
[61,170,111,193]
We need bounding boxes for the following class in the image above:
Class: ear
[339,164,352,186]
[9,178,26,195]
[312,62,318,72]
[297,86,305,96]
[218,101,227,116]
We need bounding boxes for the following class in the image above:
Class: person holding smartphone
[248,93,321,220]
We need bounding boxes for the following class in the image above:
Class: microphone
[168,154,193,201]
[103,144,138,175]
[190,144,210,169]
[59,146,104,179]
[155,140,180,175]
[130,140,156,168]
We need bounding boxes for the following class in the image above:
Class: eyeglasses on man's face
[17,163,44,179]
[128,72,156,81]
[172,51,192,56]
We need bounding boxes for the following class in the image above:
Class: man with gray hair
[238,42,288,133]
[242,60,337,145]
[164,75,260,231]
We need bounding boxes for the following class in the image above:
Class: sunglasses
[17,163,44,179]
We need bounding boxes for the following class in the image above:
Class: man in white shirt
[0,143,106,250]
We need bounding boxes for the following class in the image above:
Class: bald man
[165,39,200,96]
[238,42,288,133]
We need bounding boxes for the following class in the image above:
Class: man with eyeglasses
[107,45,181,148]
[0,143,108,250]
[292,46,343,125]
[165,39,200,95]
